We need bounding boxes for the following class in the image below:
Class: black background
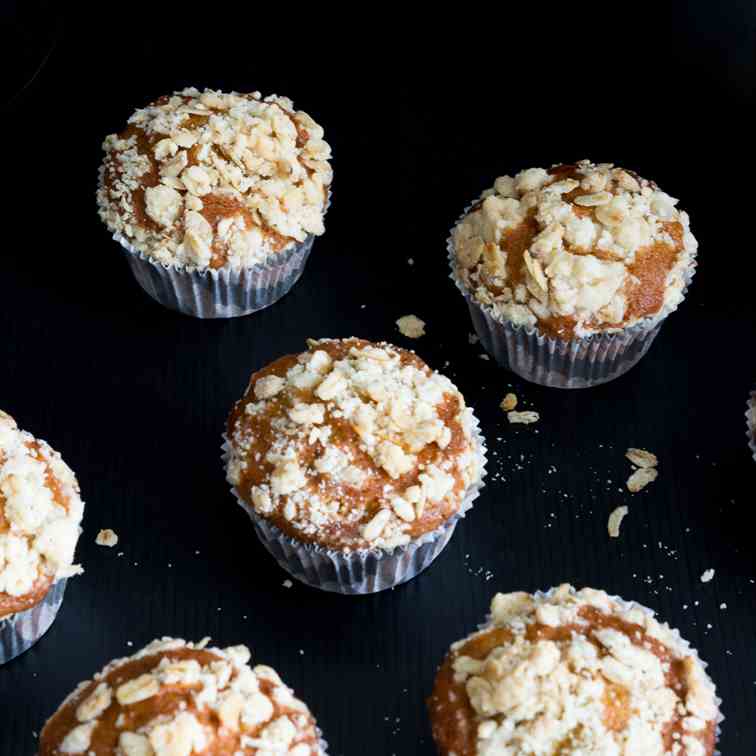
[1,4,755,755]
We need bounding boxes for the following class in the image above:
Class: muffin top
[0,411,84,619]
[452,160,696,339]
[39,637,321,755]
[226,338,481,551]
[97,87,332,272]
[429,585,719,756]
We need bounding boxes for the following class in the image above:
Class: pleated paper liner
[105,184,332,319]
[0,578,67,664]
[115,231,315,319]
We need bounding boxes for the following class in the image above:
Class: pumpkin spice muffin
[0,411,84,663]
[39,637,326,755]
[97,87,332,318]
[225,338,485,593]
[450,160,697,387]
[429,585,720,755]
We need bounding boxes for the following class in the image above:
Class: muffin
[429,585,720,755]
[39,637,326,755]
[747,388,756,462]
[0,411,84,663]
[225,338,485,594]
[97,87,332,318]
[450,160,697,387]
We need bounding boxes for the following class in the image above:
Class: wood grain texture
[1,7,755,755]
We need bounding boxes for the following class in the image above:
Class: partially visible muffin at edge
[0,410,84,620]
[97,87,332,272]
[452,160,696,339]
[38,637,323,755]
[428,585,719,756]
[226,338,482,551]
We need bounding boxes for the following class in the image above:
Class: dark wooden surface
[1,6,755,755]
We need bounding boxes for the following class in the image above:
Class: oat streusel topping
[0,411,83,617]
[452,160,697,339]
[39,638,321,755]
[429,585,719,756]
[97,87,332,272]
[226,338,482,551]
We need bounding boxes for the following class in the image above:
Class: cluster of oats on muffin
[429,585,720,756]
[39,638,322,756]
[98,87,332,272]
[453,160,696,340]
[0,411,83,632]
[226,338,482,554]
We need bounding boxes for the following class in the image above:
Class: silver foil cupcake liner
[448,202,697,388]
[223,419,487,595]
[470,586,722,753]
[318,732,328,755]
[0,579,67,664]
[114,231,316,319]
[747,389,756,463]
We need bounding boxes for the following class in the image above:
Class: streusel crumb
[98,88,332,272]
[429,585,719,756]
[226,338,482,551]
[452,160,696,339]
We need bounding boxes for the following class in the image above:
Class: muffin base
[747,390,756,463]
[448,203,697,388]
[223,421,486,595]
[115,232,315,319]
[0,579,67,664]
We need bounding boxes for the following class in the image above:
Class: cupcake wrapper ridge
[0,579,67,664]
[108,189,331,320]
[115,232,315,319]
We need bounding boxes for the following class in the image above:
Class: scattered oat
[95,529,119,548]
[407,258,414,266]
[607,506,629,538]
[282,580,293,589]
[507,411,539,425]
[500,393,518,412]
[468,333,480,345]
[479,354,490,360]
[626,448,658,468]
[626,467,658,493]
[700,569,715,583]
[396,314,425,339]
[720,603,727,610]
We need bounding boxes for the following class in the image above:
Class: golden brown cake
[39,638,322,755]
[452,160,696,339]
[226,338,482,551]
[0,411,84,620]
[97,87,332,272]
[429,585,719,756]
